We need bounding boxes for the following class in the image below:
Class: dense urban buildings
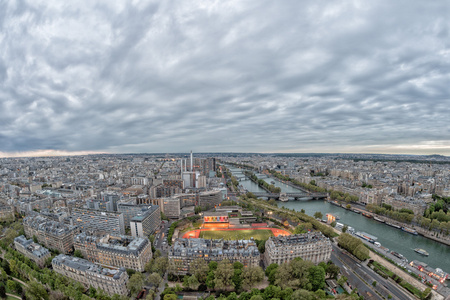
[23,214,77,254]
[14,235,51,267]
[169,238,260,275]
[74,233,152,272]
[52,254,129,296]
[264,232,332,266]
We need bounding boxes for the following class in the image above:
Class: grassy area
[199,229,274,240]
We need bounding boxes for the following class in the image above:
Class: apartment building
[264,232,332,266]
[130,205,161,238]
[74,233,152,272]
[117,203,155,228]
[23,215,77,254]
[72,208,125,235]
[52,255,128,296]
[160,197,180,219]
[14,235,51,267]
[198,190,222,208]
[169,238,260,275]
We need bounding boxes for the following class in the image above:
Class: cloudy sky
[1,0,449,157]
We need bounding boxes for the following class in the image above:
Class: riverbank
[336,202,450,247]
[269,170,450,247]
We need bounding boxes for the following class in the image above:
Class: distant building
[74,233,152,272]
[130,205,161,238]
[160,197,181,219]
[117,203,155,228]
[264,232,332,266]
[0,204,14,220]
[52,255,128,296]
[72,208,125,235]
[23,215,77,254]
[169,238,260,275]
[198,190,222,209]
[14,235,51,267]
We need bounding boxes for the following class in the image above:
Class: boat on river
[374,216,385,223]
[355,231,378,243]
[279,193,289,202]
[386,222,402,229]
[362,212,373,218]
[402,226,418,235]
[391,251,404,259]
[414,248,429,256]
[352,209,361,214]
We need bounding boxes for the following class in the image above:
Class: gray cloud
[1,0,450,155]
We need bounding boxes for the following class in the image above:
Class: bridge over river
[252,192,328,200]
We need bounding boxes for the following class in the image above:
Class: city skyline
[1,1,449,156]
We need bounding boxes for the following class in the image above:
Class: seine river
[228,167,450,274]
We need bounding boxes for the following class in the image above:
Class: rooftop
[52,254,127,280]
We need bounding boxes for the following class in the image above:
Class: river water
[228,167,450,274]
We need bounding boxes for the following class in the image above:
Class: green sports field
[199,229,274,240]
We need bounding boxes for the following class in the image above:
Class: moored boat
[374,216,385,223]
[362,212,373,218]
[391,251,404,259]
[414,248,429,256]
[402,226,418,235]
[355,231,378,243]
[386,222,402,229]
[352,209,361,214]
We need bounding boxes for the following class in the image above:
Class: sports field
[199,229,274,240]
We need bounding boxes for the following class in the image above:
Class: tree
[25,281,49,300]
[2,260,10,275]
[190,258,209,283]
[183,275,200,290]
[214,260,235,291]
[33,235,38,243]
[330,221,337,228]
[147,272,162,288]
[73,250,83,258]
[326,264,340,279]
[291,289,315,300]
[232,269,242,291]
[128,273,144,296]
[342,224,348,233]
[313,212,323,220]
[346,204,351,210]
[7,280,17,292]
[308,266,325,291]
[164,295,177,300]
[152,257,168,275]
[337,276,348,286]
[154,250,162,259]
[372,281,377,287]
[241,266,264,290]
[0,285,5,299]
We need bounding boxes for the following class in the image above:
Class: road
[331,244,411,300]
[154,220,171,255]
